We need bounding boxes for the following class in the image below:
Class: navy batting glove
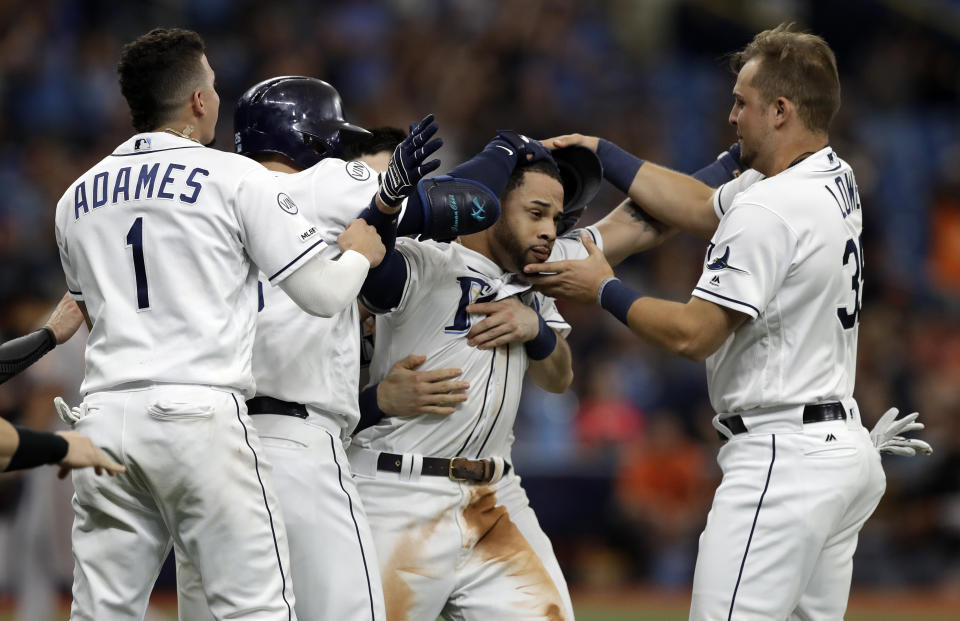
[494,130,556,167]
[378,114,443,207]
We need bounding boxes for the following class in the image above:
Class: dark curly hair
[117,28,207,133]
[502,159,561,201]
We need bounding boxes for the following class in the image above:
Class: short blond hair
[730,23,840,134]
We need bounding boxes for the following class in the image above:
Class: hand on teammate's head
[540,133,599,153]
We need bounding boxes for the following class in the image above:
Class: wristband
[359,198,399,253]
[692,143,741,187]
[4,426,69,472]
[598,277,642,326]
[524,314,557,361]
[354,384,387,434]
[596,139,645,194]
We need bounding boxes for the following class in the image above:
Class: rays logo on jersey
[706,245,748,274]
[277,193,299,214]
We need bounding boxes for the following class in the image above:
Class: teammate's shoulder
[300,158,377,184]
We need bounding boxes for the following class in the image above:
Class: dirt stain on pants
[461,486,568,621]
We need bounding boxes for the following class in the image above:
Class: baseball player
[525,23,925,620]
[348,130,586,621]
[55,29,388,621]
[172,76,494,621]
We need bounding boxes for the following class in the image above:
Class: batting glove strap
[524,313,557,361]
[596,139,645,194]
[599,277,641,326]
[4,426,69,472]
[378,114,443,207]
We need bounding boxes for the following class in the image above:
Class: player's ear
[772,97,792,129]
[191,89,207,117]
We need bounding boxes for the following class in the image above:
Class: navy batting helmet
[554,145,603,235]
[234,76,371,169]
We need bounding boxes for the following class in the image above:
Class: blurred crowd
[0,0,958,612]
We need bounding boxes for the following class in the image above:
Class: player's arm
[0,292,86,385]
[465,298,573,392]
[278,219,383,318]
[354,354,469,433]
[543,134,725,240]
[0,417,124,478]
[361,130,541,313]
[526,232,747,361]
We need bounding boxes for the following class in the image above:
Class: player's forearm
[0,328,56,385]
[527,333,573,393]
[279,250,370,317]
[594,200,676,266]
[360,250,407,313]
[0,418,18,468]
[598,281,732,362]
[626,162,718,240]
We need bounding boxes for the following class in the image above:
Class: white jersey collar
[453,241,531,301]
[112,132,204,157]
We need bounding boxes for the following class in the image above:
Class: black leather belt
[376,452,511,483]
[718,402,847,440]
[246,396,308,419]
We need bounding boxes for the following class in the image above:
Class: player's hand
[465,298,541,349]
[338,219,386,268]
[378,114,443,207]
[494,130,555,165]
[377,354,469,416]
[541,133,600,153]
[868,407,933,457]
[55,431,125,479]
[44,292,85,344]
[523,231,614,303]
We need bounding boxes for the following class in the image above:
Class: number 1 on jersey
[126,217,150,310]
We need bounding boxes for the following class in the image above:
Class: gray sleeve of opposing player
[278,250,370,317]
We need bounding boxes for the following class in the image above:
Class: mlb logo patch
[134,137,152,151]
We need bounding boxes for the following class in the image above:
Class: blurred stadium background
[0,0,958,618]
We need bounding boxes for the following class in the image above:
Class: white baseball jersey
[252,158,379,435]
[353,235,584,461]
[692,147,863,413]
[55,132,325,398]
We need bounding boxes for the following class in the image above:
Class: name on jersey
[826,171,861,220]
[72,163,209,220]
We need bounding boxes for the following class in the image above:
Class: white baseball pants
[690,409,885,620]
[176,413,386,621]
[68,385,297,621]
[349,449,574,621]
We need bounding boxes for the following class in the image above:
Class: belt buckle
[448,457,469,482]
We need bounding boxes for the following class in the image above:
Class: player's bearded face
[491,172,563,273]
